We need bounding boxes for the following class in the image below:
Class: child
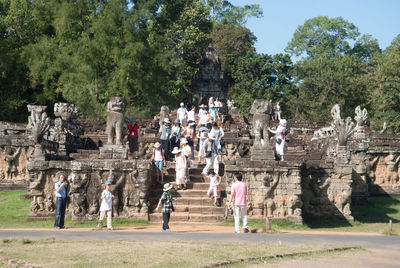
[206,171,221,206]
[156,183,174,232]
[97,180,114,230]
[151,142,165,183]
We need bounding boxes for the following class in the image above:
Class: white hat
[180,102,184,107]
[163,118,170,124]
[279,119,287,127]
[171,147,181,154]
[163,183,173,191]
[180,139,188,144]
[153,142,161,148]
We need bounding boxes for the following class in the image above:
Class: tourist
[183,123,195,160]
[214,98,223,113]
[187,105,196,127]
[198,104,207,119]
[180,138,192,183]
[268,100,274,121]
[172,147,187,190]
[159,118,171,160]
[227,98,234,110]
[156,183,174,232]
[202,133,219,176]
[228,173,249,234]
[97,180,114,230]
[177,102,188,126]
[127,117,140,159]
[54,173,67,229]
[152,114,160,130]
[151,142,165,183]
[268,119,287,161]
[210,122,224,156]
[274,102,281,121]
[197,126,209,163]
[170,119,182,153]
[208,96,214,108]
[209,104,217,122]
[199,109,209,128]
[206,170,221,206]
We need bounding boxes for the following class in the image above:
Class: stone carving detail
[27,105,51,160]
[159,106,170,123]
[354,106,368,139]
[3,146,21,179]
[249,99,274,161]
[330,104,356,146]
[106,97,125,145]
[54,103,79,121]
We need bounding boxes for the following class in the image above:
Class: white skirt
[176,168,186,185]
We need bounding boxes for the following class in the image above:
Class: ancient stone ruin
[1,98,400,224]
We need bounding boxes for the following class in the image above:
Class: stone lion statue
[106,97,125,145]
[250,99,271,147]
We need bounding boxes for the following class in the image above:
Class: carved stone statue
[106,97,125,145]
[54,103,79,121]
[354,106,368,139]
[4,147,21,179]
[27,105,51,160]
[250,99,274,160]
[330,104,356,146]
[159,106,170,123]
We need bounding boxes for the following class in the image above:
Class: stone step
[164,174,209,183]
[173,197,216,206]
[149,212,224,222]
[174,205,224,214]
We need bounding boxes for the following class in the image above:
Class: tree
[231,52,294,115]
[366,35,400,132]
[285,16,381,121]
[206,0,262,25]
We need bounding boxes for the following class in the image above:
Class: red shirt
[127,122,140,138]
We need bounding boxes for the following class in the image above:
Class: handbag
[276,138,282,145]
[219,138,225,147]
[206,150,212,158]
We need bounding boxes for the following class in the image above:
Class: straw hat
[199,104,207,108]
[180,139,188,145]
[163,183,173,191]
[153,142,161,148]
[171,147,181,154]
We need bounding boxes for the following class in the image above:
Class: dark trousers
[128,137,138,153]
[160,139,169,160]
[162,212,170,230]
[54,197,67,228]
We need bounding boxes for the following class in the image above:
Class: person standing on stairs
[206,171,221,206]
[228,173,249,234]
[201,133,219,176]
[151,142,165,183]
[268,119,287,161]
[127,117,140,159]
[159,118,172,160]
[156,183,174,232]
[180,138,192,184]
[172,147,187,190]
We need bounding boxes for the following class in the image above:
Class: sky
[229,0,400,55]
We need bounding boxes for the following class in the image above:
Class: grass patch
[0,239,353,268]
[0,191,151,228]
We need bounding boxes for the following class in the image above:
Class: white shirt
[100,190,112,211]
[198,108,207,117]
[199,113,209,125]
[209,175,219,187]
[182,144,191,157]
[177,107,187,121]
[187,110,195,122]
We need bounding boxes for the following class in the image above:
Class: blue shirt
[55,181,67,198]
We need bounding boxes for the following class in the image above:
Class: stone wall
[27,159,152,220]
[225,160,303,224]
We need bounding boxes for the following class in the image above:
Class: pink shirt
[231,181,247,206]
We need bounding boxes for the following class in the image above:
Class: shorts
[154,160,163,171]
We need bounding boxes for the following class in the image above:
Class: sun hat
[174,119,180,124]
[105,181,112,185]
[180,138,188,144]
[153,142,161,148]
[171,147,181,154]
[130,116,136,122]
[180,102,184,107]
[279,119,287,127]
[163,118,170,124]
[163,183,173,191]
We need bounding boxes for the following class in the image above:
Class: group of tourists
[54,97,285,234]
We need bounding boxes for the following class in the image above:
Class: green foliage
[207,0,262,26]
[231,52,294,115]
[209,23,256,73]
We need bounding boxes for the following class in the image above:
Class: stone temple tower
[191,45,228,105]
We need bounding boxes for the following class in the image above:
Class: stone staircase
[148,163,227,223]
